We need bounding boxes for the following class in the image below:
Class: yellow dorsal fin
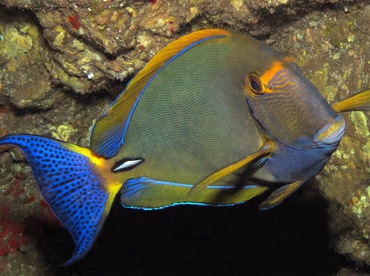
[90,29,231,158]
[127,29,231,93]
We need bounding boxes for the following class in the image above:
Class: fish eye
[247,73,264,94]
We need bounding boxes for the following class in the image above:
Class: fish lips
[314,115,346,147]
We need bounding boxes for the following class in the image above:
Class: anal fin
[121,177,268,209]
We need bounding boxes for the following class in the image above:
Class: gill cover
[244,58,339,148]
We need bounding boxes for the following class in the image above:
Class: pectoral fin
[332,89,370,113]
[258,180,305,210]
[190,141,274,194]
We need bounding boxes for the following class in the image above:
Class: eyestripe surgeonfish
[0,29,370,265]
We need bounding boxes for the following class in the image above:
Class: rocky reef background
[0,0,369,275]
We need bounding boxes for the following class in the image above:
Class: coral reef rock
[0,0,369,275]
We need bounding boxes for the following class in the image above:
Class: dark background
[46,185,352,276]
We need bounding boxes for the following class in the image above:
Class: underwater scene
[0,0,369,275]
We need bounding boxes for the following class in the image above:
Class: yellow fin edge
[127,29,231,91]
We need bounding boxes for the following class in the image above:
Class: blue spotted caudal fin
[0,134,119,265]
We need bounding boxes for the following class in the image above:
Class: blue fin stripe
[92,125,121,157]
[124,201,244,211]
[126,177,259,190]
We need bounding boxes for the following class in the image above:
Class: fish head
[242,53,345,149]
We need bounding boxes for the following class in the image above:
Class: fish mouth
[314,116,345,146]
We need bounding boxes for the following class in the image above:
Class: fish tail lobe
[0,134,121,265]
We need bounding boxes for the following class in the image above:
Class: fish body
[0,29,368,264]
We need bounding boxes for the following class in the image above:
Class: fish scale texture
[0,134,108,265]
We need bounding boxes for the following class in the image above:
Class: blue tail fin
[0,134,121,265]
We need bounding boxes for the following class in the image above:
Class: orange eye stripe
[260,60,285,86]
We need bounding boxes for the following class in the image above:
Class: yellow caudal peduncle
[61,142,123,216]
[62,143,106,167]
[62,142,121,185]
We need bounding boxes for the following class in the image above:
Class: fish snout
[314,116,345,146]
